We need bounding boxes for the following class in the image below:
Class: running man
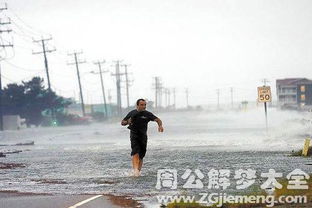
[121,99,164,176]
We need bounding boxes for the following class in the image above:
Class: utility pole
[32,37,56,92]
[217,89,220,109]
[164,88,168,108]
[154,77,158,109]
[158,82,163,108]
[33,37,56,121]
[68,51,86,117]
[159,83,164,108]
[261,78,270,86]
[0,4,13,131]
[155,77,158,109]
[163,88,171,108]
[230,87,234,109]
[261,78,271,125]
[261,78,272,107]
[155,77,160,108]
[108,89,112,105]
[92,60,108,118]
[172,88,176,109]
[168,88,171,107]
[111,60,125,116]
[0,64,4,131]
[185,88,189,108]
[153,77,161,109]
[121,64,132,108]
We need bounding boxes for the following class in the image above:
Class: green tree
[2,76,72,126]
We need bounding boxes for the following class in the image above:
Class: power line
[12,29,33,41]
[1,74,14,82]
[12,30,42,51]
[261,78,270,86]
[9,20,35,40]
[4,60,43,72]
[19,71,46,81]
[9,42,33,51]
[6,7,47,37]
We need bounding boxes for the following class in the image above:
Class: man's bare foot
[133,169,140,177]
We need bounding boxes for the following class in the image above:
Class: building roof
[276,78,312,86]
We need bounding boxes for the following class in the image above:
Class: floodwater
[0,107,312,207]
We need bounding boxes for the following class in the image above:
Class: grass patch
[291,146,312,157]
[165,202,208,208]
[274,175,312,199]
[166,176,312,208]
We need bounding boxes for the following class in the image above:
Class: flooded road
[0,107,311,207]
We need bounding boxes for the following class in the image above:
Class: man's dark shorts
[130,131,147,159]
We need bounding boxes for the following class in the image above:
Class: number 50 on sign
[258,86,272,102]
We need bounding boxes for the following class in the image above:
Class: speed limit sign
[258,86,272,102]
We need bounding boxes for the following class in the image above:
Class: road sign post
[258,86,272,133]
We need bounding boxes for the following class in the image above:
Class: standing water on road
[0,107,311,206]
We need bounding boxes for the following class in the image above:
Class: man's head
[136,99,147,112]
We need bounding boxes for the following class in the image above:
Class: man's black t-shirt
[123,110,158,134]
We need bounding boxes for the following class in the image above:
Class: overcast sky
[1,0,312,108]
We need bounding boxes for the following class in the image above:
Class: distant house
[65,103,117,117]
[276,78,312,109]
[3,115,26,130]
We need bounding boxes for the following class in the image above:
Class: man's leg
[130,132,141,176]
[138,159,143,171]
[132,153,140,176]
[138,135,147,172]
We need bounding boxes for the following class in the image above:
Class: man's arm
[121,118,131,126]
[154,118,164,132]
[121,111,132,126]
